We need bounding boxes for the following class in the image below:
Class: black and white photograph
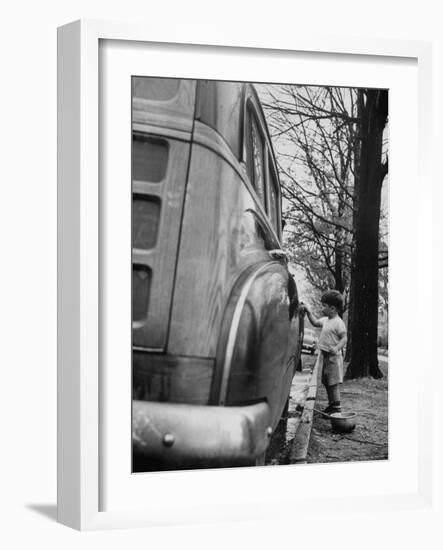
[131,77,389,472]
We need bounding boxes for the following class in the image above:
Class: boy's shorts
[320,351,343,386]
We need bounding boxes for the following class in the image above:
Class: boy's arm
[301,303,322,328]
[331,331,347,355]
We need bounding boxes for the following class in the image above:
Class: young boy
[302,290,347,414]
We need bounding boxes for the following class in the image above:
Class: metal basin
[329,412,357,433]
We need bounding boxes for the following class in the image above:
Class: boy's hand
[300,301,309,315]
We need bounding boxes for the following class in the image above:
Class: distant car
[302,328,317,355]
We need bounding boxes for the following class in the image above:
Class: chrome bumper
[133,400,272,467]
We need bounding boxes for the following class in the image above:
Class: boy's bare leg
[326,384,341,406]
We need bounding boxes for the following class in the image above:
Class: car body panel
[168,141,279,359]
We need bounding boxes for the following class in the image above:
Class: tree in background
[260,84,389,378]
[260,85,357,307]
[345,89,388,379]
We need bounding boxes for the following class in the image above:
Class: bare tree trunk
[334,242,344,294]
[345,263,355,362]
[345,112,361,362]
[345,90,387,379]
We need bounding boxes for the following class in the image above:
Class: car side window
[268,156,279,234]
[246,106,266,207]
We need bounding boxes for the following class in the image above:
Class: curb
[289,360,319,464]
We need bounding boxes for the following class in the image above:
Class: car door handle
[268,249,287,261]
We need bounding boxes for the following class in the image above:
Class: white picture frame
[57,19,433,531]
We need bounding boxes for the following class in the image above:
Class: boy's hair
[321,290,344,312]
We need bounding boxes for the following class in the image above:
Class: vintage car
[132,77,303,470]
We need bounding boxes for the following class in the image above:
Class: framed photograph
[57,19,432,530]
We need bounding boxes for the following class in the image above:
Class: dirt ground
[306,353,388,463]
[265,352,388,466]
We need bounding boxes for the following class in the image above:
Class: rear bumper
[133,400,272,468]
